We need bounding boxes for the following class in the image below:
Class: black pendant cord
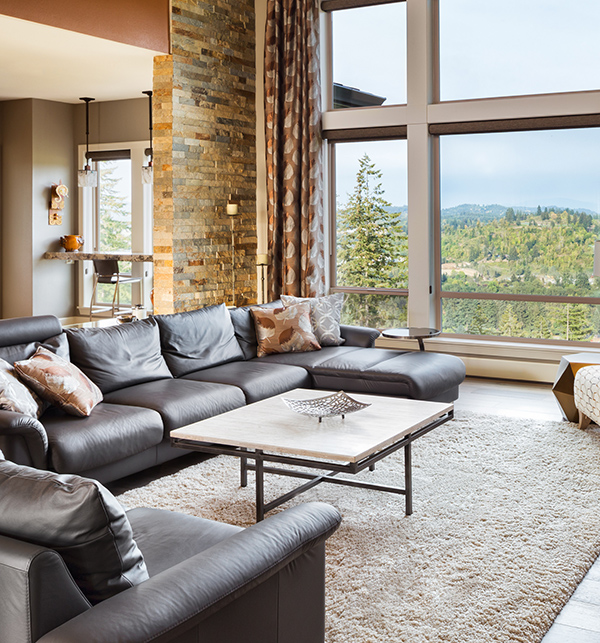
[143,90,153,165]
[79,97,95,171]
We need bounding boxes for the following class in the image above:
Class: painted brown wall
[0,0,170,53]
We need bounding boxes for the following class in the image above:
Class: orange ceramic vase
[60,235,84,252]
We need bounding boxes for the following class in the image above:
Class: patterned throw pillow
[250,302,321,358]
[14,347,103,417]
[281,293,345,346]
[0,358,44,418]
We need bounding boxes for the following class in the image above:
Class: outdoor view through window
[96,159,133,305]
[331,0,600,342]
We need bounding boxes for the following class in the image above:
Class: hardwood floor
[110,376,599,641]
[456,377,600,643]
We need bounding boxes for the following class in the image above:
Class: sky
[332,0,600,213]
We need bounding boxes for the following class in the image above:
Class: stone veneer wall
[153,0,257,314]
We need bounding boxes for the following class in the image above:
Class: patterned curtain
[265,0,325,300]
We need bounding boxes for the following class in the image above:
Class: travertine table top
[171,389,453,463]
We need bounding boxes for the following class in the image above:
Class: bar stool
[89,259,142,320]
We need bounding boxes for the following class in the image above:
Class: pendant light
[141,90,153,184]
[77,97,98,188]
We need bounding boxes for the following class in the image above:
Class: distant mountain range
[387,203,598,220]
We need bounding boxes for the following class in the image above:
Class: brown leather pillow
[250,302,321,358]
[14,347,102,417]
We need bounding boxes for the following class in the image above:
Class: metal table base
[172,410,453,522]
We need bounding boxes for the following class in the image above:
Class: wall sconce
[227,195,241,307]
[256,254,269,303]
[77,97,98,188]
[48,182,68,225]
[141,90,153,185]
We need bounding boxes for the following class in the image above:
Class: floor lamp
[227,196,240,307]
[256,254,269,303]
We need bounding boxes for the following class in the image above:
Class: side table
[381,327,441,352]
[552,352,600,422]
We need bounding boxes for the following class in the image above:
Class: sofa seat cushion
[66,318,172,394]
[154,304,244,377]
[310,350,466,400]
[0,460,149,605]
[127,507,242,577]
[252,345,363,368]
[183,361,312,404]
[42,403,164,473]
[104,379,246,435]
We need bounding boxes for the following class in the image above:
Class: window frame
[77,140,153,317]
[321,0,600,347]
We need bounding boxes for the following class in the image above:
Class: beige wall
[0,97,148,319]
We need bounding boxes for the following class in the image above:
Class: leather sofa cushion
[183,361,312,404]
[0,460,149,604]
[154,304,244,377]
[128,507,242,576]
[42,403,164,473]
[311,350,466,400]
[252,345,363,368]
[67,318,172,394]
[104,379,246,434]
[0,332,69,365]
[229,300,282,360]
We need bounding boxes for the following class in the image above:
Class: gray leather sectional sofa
[0,301,466,484]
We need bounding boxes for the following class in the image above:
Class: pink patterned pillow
[250,302,321,358]
[15,347,103,417]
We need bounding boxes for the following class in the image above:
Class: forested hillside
[441,206,600,340]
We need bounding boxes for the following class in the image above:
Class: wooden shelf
[43,252,153,262]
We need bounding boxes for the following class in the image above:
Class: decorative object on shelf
[141,90,153,185]
[282,390,371,422]
[226,195,241,307]
[78,97,98,188]
[60,235,84,252]
[256,254,269,304]
[49,182,68,225]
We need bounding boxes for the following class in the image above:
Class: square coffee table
[171,389,453,521]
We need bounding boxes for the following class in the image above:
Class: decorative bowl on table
[282,390,371,422]
[117,314,135,323]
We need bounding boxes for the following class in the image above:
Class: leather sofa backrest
[0,315,68,365]
[66,318,172,394]
[0,459,149,605]
[153,303,245,377]
[229,300,282,360]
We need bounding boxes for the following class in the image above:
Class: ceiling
[0,14,161,104]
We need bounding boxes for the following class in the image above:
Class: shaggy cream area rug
[118,411,600,643]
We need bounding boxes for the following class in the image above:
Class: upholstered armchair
[0,460,341,643]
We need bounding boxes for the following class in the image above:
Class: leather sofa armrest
[340,324,381,348]
[0,535,90,643]
[0,410,48,469]
[37,502,342,643]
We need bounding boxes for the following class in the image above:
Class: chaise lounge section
[0,301,465,484]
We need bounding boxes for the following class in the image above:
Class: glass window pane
[440,128,600,338]
[440,0,600,101]
[341,293,407,329]
[97,159,132,253]
[332,4,406,109]
[442,299,600,342]
[335,140,408,290]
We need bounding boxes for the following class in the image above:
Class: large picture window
[439,0,600,101]
[331,138,408,327]
[331,3,406,109]
[440,127,600,340]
